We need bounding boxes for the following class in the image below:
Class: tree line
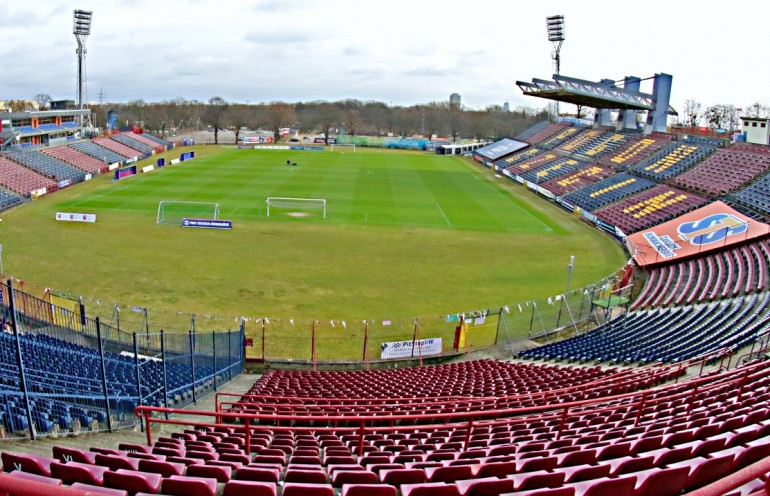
[86,98,550,144]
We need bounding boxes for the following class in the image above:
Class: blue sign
[181,218,232,230]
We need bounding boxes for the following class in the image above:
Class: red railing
[136,356,770,457]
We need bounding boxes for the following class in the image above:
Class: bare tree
[205,96,229,144]
[705,104,739,130]
[315,102,343,145]
[260,102,297,143]
[744,102,770,118]
[683,99,702,127]
[228,104,252,144]
[33,93,52,110]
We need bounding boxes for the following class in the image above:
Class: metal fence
[0,279,243,440]
[15,265,631,368]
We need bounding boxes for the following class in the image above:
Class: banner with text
[628,201,770,267]
[380,337,442,359]
[182,218,232,230]
[56,212,96,223]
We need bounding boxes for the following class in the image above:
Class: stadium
[3,4,770,496]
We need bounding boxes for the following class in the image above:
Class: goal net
[330,143,355,152]
[157,201,220,225]
[266,197,327,219]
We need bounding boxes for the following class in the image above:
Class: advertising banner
[56,212,96,223]
[115,165,137,180]
[380,338,442,359]
[182,218,232,230]
[628,201,770,266]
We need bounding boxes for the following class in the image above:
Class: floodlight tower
[546,14,565,117]
[73,9,93,129]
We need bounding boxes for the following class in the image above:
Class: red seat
[341,483,397,496]
[118,443,152,454]
[402,481,460,496]
[604,455,655,477]
[7,471,62,486]
[517,456,557,473]
[510,488,575,496]
[380,468,427,486]
[566,475,636,496]
[284,468,328,484]
[282,482,335,496]
[52,446,97,464]
[104,469,162,495]
[186,464,232,482]
[558,464,611,484]
[476,461,517,478]
[71,482,128,496]
[1,452,55,477]
[94,453,141,471]
[223,480,277,496]
[332,470,377,487]
[138,459,186,478]
[511,470,566,492]
[234,466,280,483]
[669,455,735,491]
[50,461,109,486]
[455,476,514,496]
[629,467,689,496]
[427,465,477,483]
[161,475,218,496]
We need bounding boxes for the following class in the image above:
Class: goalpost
[266,197,327,219]
[157,201,220,225]
[330,143,355,152]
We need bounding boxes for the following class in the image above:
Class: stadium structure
[4,56,770,496]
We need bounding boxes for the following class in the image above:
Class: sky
[2,1,769,114]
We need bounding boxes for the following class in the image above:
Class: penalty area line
[436,202,452,227]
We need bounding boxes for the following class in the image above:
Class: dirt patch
[287,212,309,217]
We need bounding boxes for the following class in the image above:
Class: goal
[330,143,355,152]
[157,201,220,225]
[266,197,326,219]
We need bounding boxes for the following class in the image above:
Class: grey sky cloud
[2,0,769,113]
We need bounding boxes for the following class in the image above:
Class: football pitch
[2,146,627,320]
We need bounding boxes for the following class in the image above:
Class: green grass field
[2,146,626,326]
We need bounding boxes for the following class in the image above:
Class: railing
[0,279,244,440]
[137,353,769,454]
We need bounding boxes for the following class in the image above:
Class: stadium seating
[730,170,770,220]
[673,147,770,195]
[494,147,547,171]
[520,157,582,185]
[562,173,655,212]
[7,151,86,183]
[536,127,584,150]
[69,140,129,165]
[538,164,615,198]
[110,134,155,155]
[557,129,629,160]
[92,137,145,159]
[123,131,171,151]
[504,152,562,178]
[43,145,108,174]
[593,185,708,235]
[520,292,770,363]
[598,132,675,169]
[632,239,770,308]
[631,140,720,181]
[9,356,770,496]
[517,122,571,145]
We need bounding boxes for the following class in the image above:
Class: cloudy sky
[2,1,768,113]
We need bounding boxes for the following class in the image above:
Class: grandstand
[6,90,770,496]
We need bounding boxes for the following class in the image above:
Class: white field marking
[436,202,452,227]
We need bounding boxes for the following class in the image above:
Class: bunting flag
[342,321,347,329]
[517,304,522,313]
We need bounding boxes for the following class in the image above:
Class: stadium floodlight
[73,9,93,129]
[73,9,92,35]
[546,14,565,116]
